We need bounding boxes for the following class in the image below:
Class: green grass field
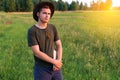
[0,11,120,80]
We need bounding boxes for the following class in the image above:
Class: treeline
[0,0,88,12]
[0,0,33,12]
[0,0,119,12]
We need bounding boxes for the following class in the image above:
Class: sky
[56,0,120,7]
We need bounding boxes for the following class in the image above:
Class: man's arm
[31,45,62,69]
[53,39,63,71]
[55,40,62,61]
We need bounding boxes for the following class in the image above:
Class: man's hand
[53,59,62,71]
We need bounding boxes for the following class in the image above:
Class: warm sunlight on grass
[0,11,120,80]
[107,6,112,10]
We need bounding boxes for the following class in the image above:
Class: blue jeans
[34,64,63,80]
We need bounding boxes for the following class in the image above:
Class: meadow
[0,11,120,80]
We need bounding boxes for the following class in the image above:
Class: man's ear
[37,12,40,17]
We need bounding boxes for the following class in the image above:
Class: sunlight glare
[112,0,120,7]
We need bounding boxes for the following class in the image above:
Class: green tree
[33,0,42,6]
[17,0,33,12]
[83,3,88,10]
[19,0,26,11]
[3,0,16,12]
[25,0,33,11]
[10,0,16,11]
[16,0,21,11]
[57,0,65,11]
[64,2,69,11]
[3,0,8,12]
[69,1,79,10]
[0,0,3,11]
[79,2,84,10]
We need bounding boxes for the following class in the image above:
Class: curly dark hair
[33,1,55,22]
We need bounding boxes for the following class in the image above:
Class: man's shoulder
[48,23,55,27]
[28,25,36,32]
[48,24,56,29]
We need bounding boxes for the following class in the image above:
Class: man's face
[38,8,51,23]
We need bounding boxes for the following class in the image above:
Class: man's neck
[36,21,47,29]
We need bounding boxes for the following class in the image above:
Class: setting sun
[93,0,120,7]
[112,0,120,7]
[97,0,120,7]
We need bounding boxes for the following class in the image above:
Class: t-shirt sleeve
[27,28,38,47]
[53,26,60,42]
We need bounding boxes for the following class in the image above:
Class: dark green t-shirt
[27,24,59,67]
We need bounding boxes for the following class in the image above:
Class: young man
[27,1,63,80]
